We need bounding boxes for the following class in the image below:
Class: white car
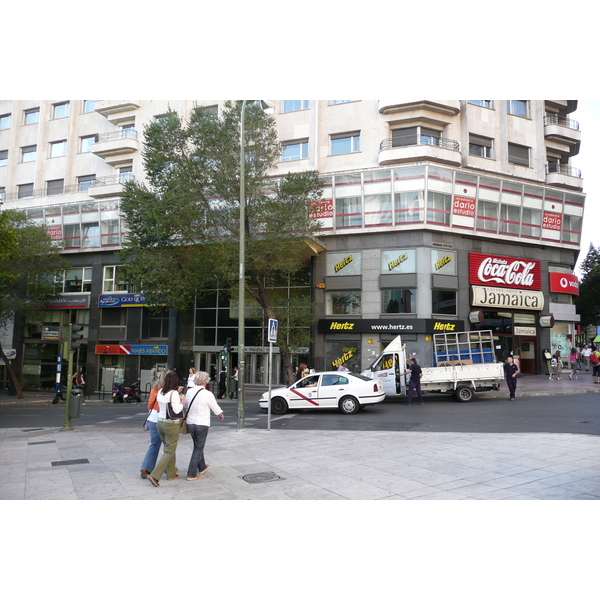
[259,371,386,415]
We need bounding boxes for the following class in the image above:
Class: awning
[593,335,600,343]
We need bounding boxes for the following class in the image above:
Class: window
[395,191,424,223]
[21,145,37,162]
[282,140,308,161]
[46,179,64,196]
[0,114,11,129]
[392,126,441,148]
[469,134,493,159]
[335,196,362,228]
[83,100,95,113]
[499,204,521,235]
[63,223,81,248]
[50,140,67,158]
[0,187,5,202]
[24,108,40,125]
[330,100,355,105]
[521,207,541,238]
[142,308,170,338]
[80,135,96,153]
[119,166,133,183]
[103,266,129,292]
[476,200,498,232]
[382,289,416,314]
[506,100,529,118]
[0,150,7,166]
[331,132,360,155]
[62,267,93,293]
[432,290,457,315]
[365,194,392,226]
[426,191,451,225]
[18,183,34,199]
[78,175,96,192]
[508,143,530,167]
[282,100,309,112]
[53,102,70,119]
[469,100,492,108]
[325,291,361,315]
[121,124,136,138]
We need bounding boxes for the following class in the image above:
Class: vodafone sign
[469,252,541,290]
[549,272,579,296]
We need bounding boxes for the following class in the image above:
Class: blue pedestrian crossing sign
[268,318,278,343]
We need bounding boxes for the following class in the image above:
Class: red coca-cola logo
[469,252,541,290]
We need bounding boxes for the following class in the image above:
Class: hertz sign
[318,319,464,334]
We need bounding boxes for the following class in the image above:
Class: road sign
[268,318,278,343]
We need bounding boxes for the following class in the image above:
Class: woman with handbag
[140,370,167,479]
[184,371,224,481]
[148,371,184,487]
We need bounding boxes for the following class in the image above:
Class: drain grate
[241,472,282,484]
[51,458,90,467]
[29,440,56,445]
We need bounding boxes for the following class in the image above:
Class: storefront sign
[452,195,476,218]
[469,253,541,290]
[40,295,91,309]
[539,315,555,328]
[95,345,168,355]
[318,319,465,334]
[98,294,148,307]
[431,249,457,275]
[309,199,333,219]
[381,249,416,274]
[46,225,63,240]
[514,326,536,336]
[42,326,60,341]
[471,285,544,311]
[1,348,17,360]
[549,273,579,295]
[326,252,362,277]
[543,212,562,231]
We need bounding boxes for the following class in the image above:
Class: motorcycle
[112,383,124,403]
[52,384,66,404]
[123,379,142,403]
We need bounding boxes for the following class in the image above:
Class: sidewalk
[1,374,599,500]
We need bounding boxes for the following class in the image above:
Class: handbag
[143,410,152,431]
[180,388,202,435]
[165,390,183,421]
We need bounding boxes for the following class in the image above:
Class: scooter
[123,380,142,403]
[52,384,66,404]
[112,383,124,403]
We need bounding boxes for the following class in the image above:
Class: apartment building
[0,100,584,391]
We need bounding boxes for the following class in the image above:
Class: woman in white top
[148,371,184,487]
[184,371,224,481]
[187,367,196,390]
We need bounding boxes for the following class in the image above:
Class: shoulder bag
[180,388,202,435]
[165,390,183,421]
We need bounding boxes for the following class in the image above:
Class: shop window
[382,289,416,314]
[432,290,457,315]
[325,291,361,315]
[325,340,360,372]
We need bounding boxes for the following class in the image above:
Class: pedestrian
[140,370,166,479]
[148,371,184,487]
[401,357,423,405]
[581,344,592,371]
[231,366,238,399]
[337,362,349,372]
[504,356,520,401]
[569,348,579,380]
[184,371,224,481]
[591,350,600,384]
[218,366,227,399]
[553,350,563,380]
[544,350,553,380]
[187,367,196,390]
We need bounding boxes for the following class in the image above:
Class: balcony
[95,100,141,124]
[379,135,461,167]
[91,130,140,165]
[544,113,581,156]
[545,163,583,189]
[88,174,135,198]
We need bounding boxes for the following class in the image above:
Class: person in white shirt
[337,362,349,372]
[187,367,196,390]
[581,345,592,371]
[184,371,224,481]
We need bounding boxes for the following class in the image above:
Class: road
[1,391,598,435]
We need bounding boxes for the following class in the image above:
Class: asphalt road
[1,391,599,435]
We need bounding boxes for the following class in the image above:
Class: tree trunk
[0,344,24,399]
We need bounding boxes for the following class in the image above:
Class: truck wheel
[455,386,474,402]
[271,397,288,416]
[339,396,360,414]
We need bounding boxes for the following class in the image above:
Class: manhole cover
[51,458,90,467]
[241,472,282,484]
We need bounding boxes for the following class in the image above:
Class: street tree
[0,209,68,397]
[576,243,600,331]
[119,102,323,383]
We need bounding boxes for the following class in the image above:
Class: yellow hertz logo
[334,255,353,272]
[388,253,408,271]
[433,322,456,331]
[329,321,355,330]
[332,349,354,368]
[435,255,452,271]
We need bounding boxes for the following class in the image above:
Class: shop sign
[95,345,168,355]
[539,315,555,328]
[549,272,579,296]
[309,199,333,219]
[318,319,465,334]
[542,212,562,231]
[471,285,544,311]
[1,348,17,360]
[452,195,476,218]
[42,326,60,340]
[98,294,148,307]
[46,225,63,240]
[381,249,416,274]
[39,295,90,309]
[469,252,541,290]
[326,251,362,277]
[514,326,537,336]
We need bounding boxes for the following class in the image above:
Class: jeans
[150,420,180,481]
[506,376,517,398]
[141,420,161,472]
[406,380,423,404]
[187,423,210,478]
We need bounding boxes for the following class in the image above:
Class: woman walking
[140,370,167,479]
[184,371,224,481]
[569,348,579,380]
[553,350,563,380]
[148,371,184,487]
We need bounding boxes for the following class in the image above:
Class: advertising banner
[548,272,579,295]
[469,252,541,290]
[318,319,465,334]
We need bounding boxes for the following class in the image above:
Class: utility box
[69,388,83,418]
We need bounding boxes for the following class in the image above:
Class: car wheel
[339,396,360,414]
[271,396,288,416]
[455,386,474,402]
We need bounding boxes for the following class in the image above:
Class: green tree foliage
[576,243,600,328]
[119,102,324,382]
[0,210,68,397]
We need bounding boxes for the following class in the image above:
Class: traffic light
[226,338,232,353]
[71,324,84,351]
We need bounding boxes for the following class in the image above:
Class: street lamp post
[237,100,274,432]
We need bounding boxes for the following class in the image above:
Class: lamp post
[237,100,274,432]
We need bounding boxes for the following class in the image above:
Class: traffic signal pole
[61,324,84,432]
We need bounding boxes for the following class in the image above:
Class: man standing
[401,357,423,405]
[504,356,520,401]
[581,344,592,371]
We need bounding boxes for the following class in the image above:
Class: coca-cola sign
[469,252,541,290]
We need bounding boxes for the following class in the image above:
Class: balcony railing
[95,129,139,143]
[546,163,581,178]
[544,114,579,130]
[380,135,460,152]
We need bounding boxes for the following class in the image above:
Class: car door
[318,373,351,407]
[289,374,322,408]
[369,353,400,395]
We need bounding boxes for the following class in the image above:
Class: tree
[119,102,324,383]
[576,243,600,330]
[0,210,68,398]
